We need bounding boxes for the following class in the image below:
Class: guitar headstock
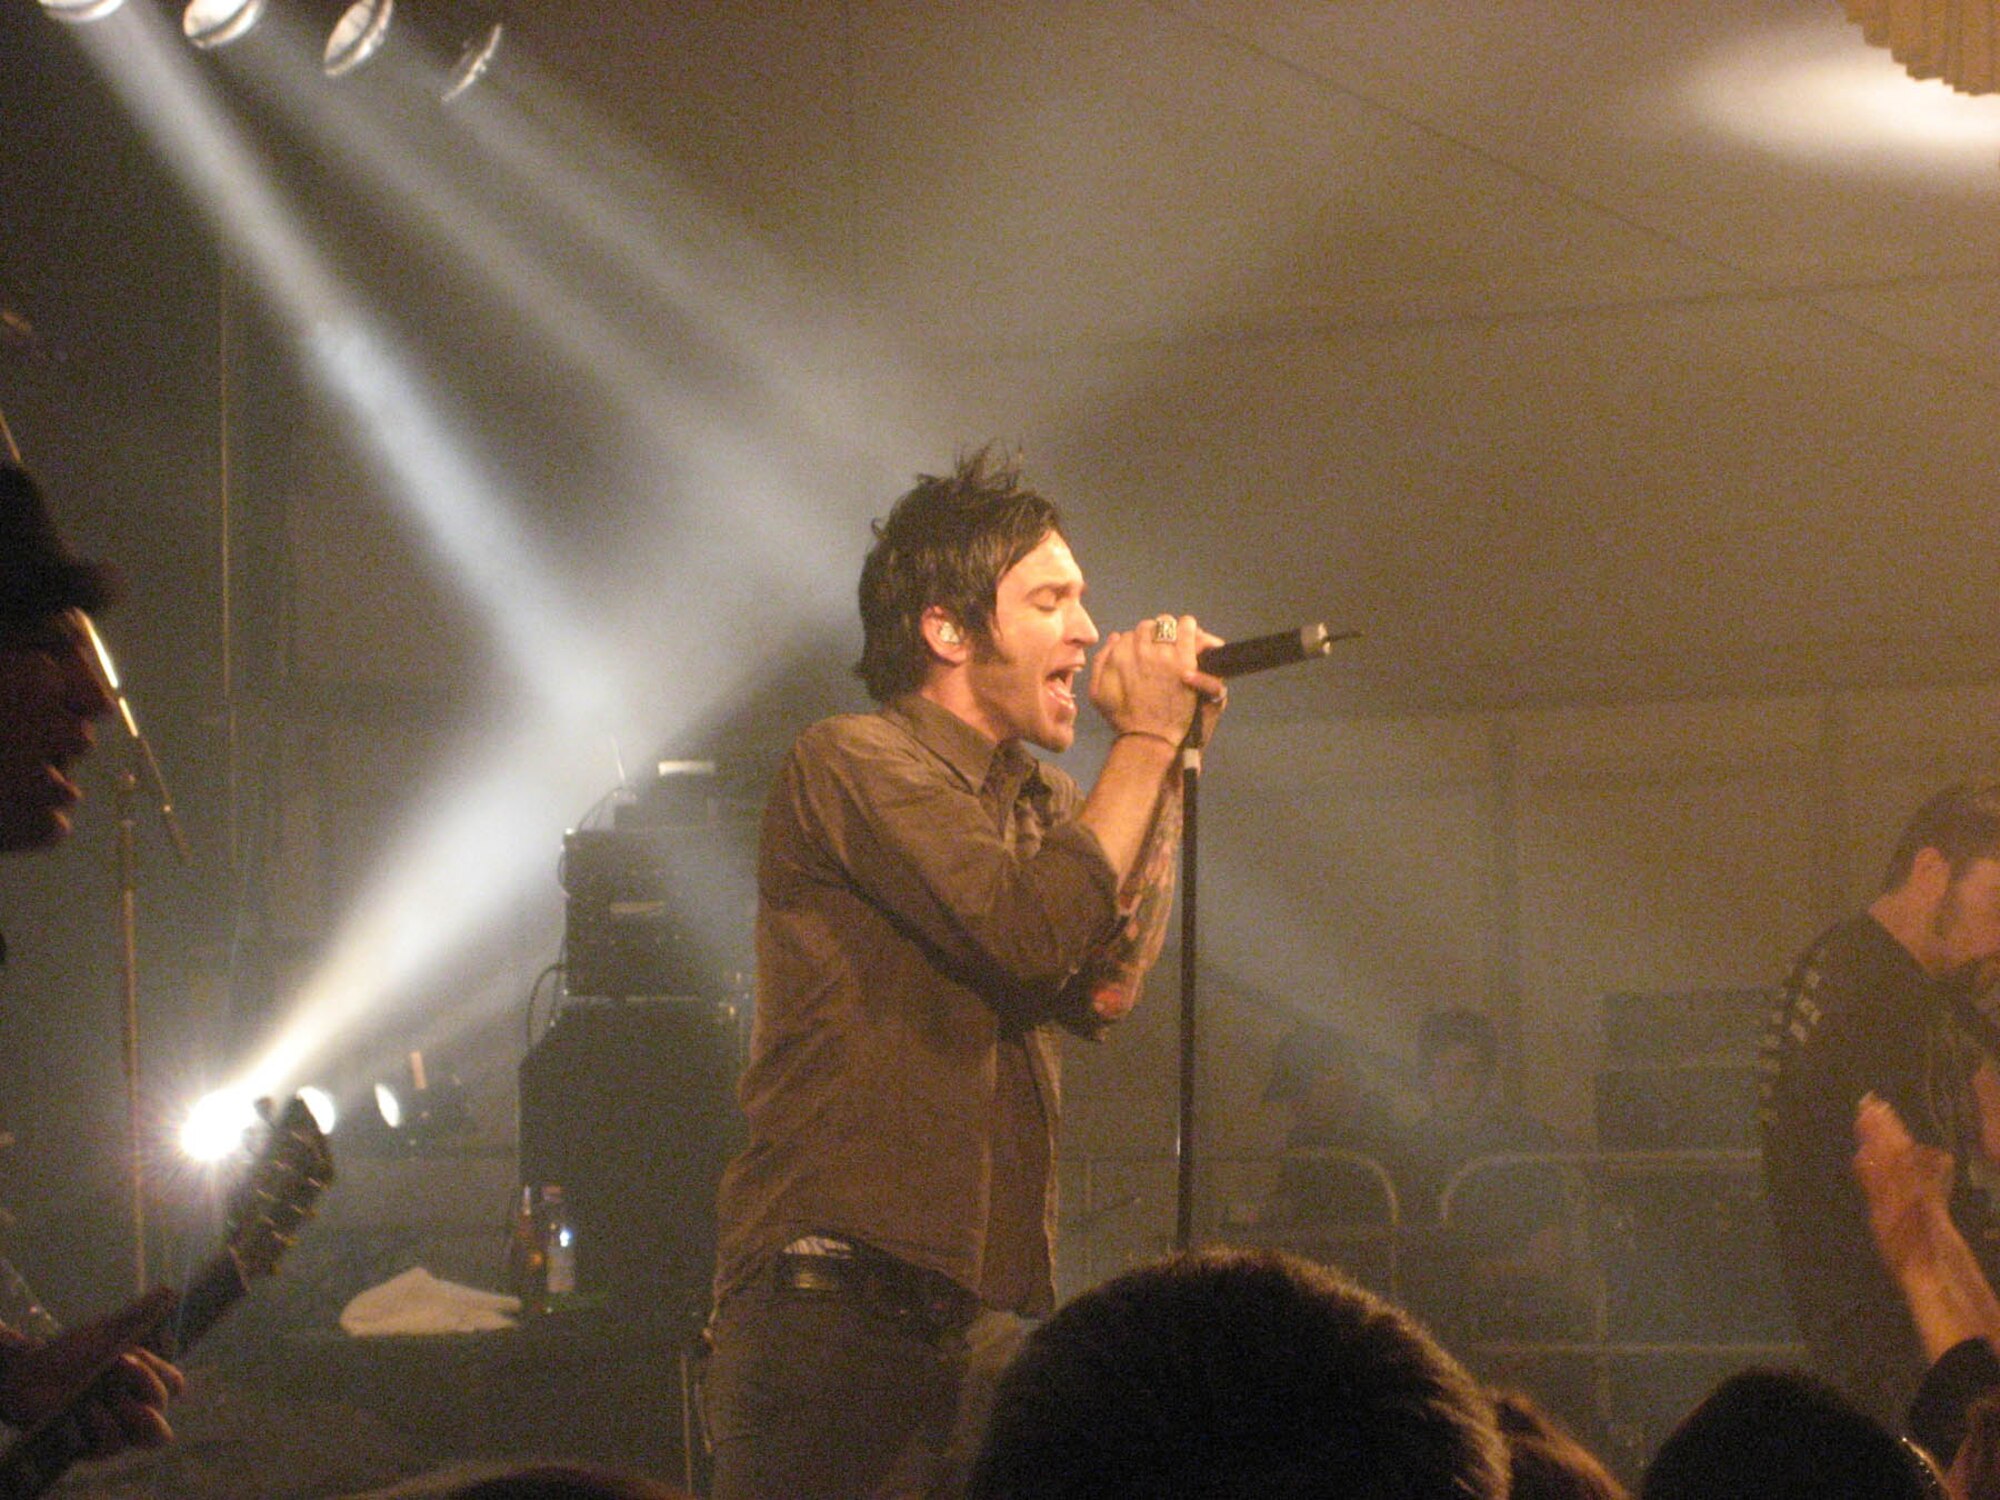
[223,1095,336,1282]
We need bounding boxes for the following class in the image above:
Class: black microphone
[1196,622,1353,679]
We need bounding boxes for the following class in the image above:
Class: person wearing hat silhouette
[0,463,183,1457]
[0,463,119,855]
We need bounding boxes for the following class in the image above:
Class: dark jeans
[700,1263,1025,1500]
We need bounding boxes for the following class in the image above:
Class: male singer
[702,448,1226,1500]
[0,464,183,1455]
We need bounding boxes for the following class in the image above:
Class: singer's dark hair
[855,446,1064,703]
[1881,782,2000,891]
[966,1246,1508,1500]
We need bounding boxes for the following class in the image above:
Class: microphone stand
[1171,623,1352,1250]
[1173,716,1207,1251]
[113,765,145,1296]
[83,618,193,1295]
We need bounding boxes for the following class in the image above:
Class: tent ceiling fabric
[499,0,2000,714]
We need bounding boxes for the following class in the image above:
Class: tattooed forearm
[1087,786,1184,1021]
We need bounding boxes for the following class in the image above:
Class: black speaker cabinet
[1595,1064,1760,1150]
[1600,989,1774,1068]
[518,998,745,1334]
[560,830,707,998]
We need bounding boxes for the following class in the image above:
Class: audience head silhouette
[967,1245,1508,1500]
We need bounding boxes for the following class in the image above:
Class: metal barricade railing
[1066,1145,1805,1457]
[1065,1148,1406,1300]
[1436,1148,1804,1468]
[1257,1146,1406,1301]
[1435,1147,1799,1350]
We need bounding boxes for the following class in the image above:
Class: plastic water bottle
[540,1184,578,1306]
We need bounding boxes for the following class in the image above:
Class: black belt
[771,1241,980,1340]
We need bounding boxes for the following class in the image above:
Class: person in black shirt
[1760,782,2000,1426]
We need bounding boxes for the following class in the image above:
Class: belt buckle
[775,1239,858,1298]
[775,1240,977,1339]
[780,1257,849,1296]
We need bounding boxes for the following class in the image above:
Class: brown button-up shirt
[712,694,1124,1316]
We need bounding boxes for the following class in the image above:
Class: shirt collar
[885,693,1048,800]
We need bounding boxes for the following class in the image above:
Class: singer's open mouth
[1047,665,1079,711]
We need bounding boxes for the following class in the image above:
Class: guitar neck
[159,1247,249,1358]
[0,1094,328,1500]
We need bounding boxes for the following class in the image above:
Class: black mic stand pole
[112,760,146,1295]
[1173,713,1208,1252]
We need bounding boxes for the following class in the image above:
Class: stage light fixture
[376,0,505,102]
[347,1054,471,1154]
[39,0,129,22]
[183,0,265,49]
[440,19,502,104]
[324,0,393,78]
[297,1085,339,1134]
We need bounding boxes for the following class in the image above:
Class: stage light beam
[54,7,650,1105]
[62,1,910,1109]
